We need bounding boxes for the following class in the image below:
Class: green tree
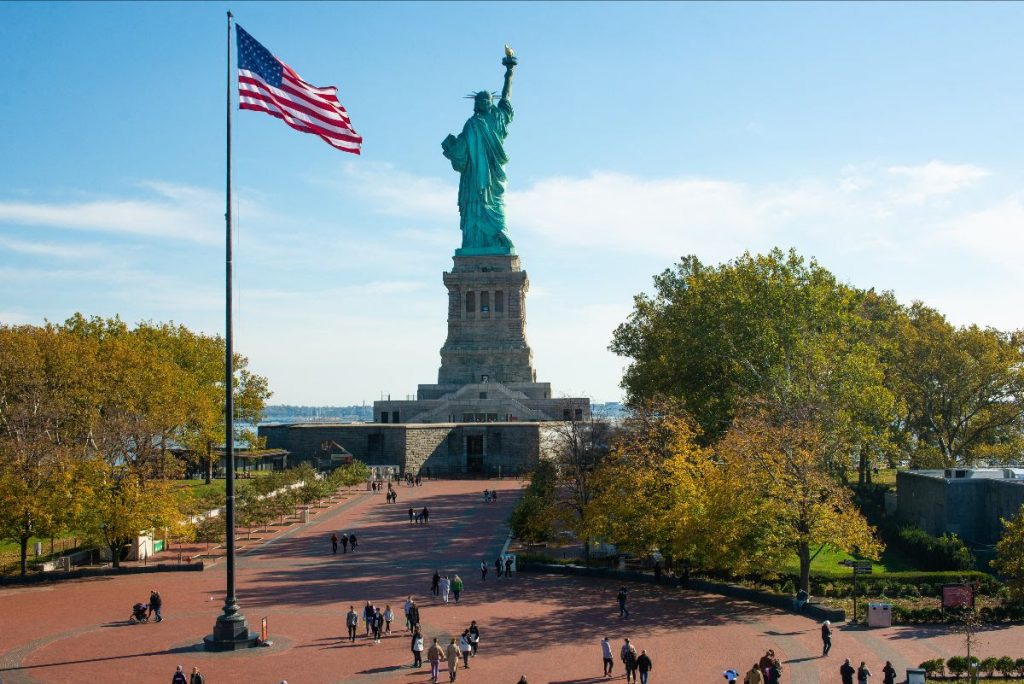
[0,325,90,574]
[893,304,1024,467]
[993,505,1024,605]
[716,410,883,592]
[610,249,896,482]
[545,416,613,562]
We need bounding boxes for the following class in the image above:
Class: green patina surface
[442,49,518,256]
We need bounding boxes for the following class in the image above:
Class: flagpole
[206,9,255,651]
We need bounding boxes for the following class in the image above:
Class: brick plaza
[1,479,1021,683]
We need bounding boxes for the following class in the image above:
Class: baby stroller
[129,602,149,623]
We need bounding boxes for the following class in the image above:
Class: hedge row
[896,605,1024,625]
[920,656,1024,678]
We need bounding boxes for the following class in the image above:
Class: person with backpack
[621,638,638,684]
[857,662,871,684]
[383,604,394,635]
[172,665,187,684]
[189,666,205,684]
[371,606,384,644]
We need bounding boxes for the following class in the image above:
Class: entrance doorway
[466,435,484,473]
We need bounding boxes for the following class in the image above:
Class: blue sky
[2,2,1023,405]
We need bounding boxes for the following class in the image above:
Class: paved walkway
[1,479,1022,683]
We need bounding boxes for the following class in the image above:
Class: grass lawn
[781,543,918,576]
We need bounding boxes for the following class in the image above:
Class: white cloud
[0,236,110,260]
[887,161,990,204]
[0,182,228,244]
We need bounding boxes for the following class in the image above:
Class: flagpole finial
[227,10,233,19]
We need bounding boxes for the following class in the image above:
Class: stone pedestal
[437,254,535,387]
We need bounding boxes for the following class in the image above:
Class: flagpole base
[204,612,258,651]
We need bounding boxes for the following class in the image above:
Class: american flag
[236,25,362,154]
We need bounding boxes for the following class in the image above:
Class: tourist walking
[857,662,871,684]
[601,636,614,677]
[617,586,629,618]
[468,620,480,656]
[341,533,349,553]
[432,570,441,596]
[363,601,375,636]
[440,575,452,604]
[452,574,463,603]
[189,666,205,684]
[840,659,855,684]
[427,638,444,683]
[621,638,638,684]
[408,598,421,631]
[504,556,513,576]
[412,627,424,667]
[422,506,430,524]
[759,651,775,683]
[372,607,384,643]
[345,605,359,642]
[882,662,896,684]
[744,663,763,684]
[480,559,488,580]
[495,557,503,578]
[767,659,782,684]
[409,507,415,523]
[446,638,461,681]
[349,532,358,551]
[330,532,339,554]
[459,630,473,668]
[172,665,187,684]
[384,604,394,635]
[637,650,653,684]
[149,590,163,622]
[821,620,832,656]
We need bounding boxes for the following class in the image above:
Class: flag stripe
[239,97,362,147]
[236,26,361,154]
[241,102,362,152]
[240,99,363,151]
[239,74,354,131]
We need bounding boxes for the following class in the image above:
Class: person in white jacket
[459,630,473,668]
[601,636,614,677]
[439,575,451,604]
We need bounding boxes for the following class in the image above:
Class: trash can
[906,668,926,684]
[867,602,892,627]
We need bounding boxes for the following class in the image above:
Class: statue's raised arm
[501,44,517,102]
[441,46,519,256]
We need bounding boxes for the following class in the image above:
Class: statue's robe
[442,98,514,252]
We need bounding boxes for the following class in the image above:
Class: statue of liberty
[442,46,518,255]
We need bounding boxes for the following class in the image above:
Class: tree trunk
[205,442,213,485]
[19,535,30,576]
[110,542,122,568]
[858,448,867,485]
[583,536,592,565]
[798,542,811,593]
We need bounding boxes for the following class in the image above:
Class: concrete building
[896,468,1024,545]
[260,421,556,477]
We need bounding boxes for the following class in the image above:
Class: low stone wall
[0,561,204,587]
[518,562,846,623]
